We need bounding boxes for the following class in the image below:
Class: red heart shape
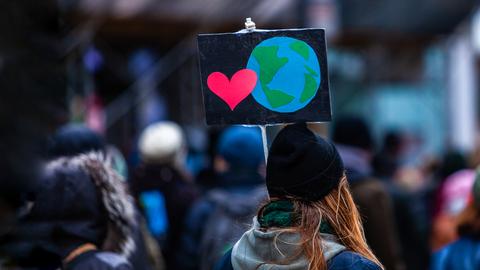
[207,69,257,111]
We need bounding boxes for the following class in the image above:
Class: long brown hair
[258,175,384,270]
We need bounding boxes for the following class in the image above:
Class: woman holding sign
[215,123,383,270]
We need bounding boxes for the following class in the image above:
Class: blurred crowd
[1,115,480,269]
[2,1,480,269]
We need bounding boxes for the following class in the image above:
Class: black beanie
[266,123,344,201]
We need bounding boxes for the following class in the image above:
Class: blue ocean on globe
[246,36,321,113]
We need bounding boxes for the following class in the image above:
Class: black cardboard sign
[198,28,331,125]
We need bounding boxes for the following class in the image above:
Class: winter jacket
[128,213,165,270]
[349,178,404,270]
[384,182,430,270]
[176,170,266,270]
[0,153,136,268]
[336,144,405,270]
[132,163,198,269]
[214,217,381,270]
[431,237,480,270]
[65,250,132,270]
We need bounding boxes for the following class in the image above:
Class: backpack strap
[63,243,98,265]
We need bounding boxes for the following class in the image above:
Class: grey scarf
[231,217,346,270]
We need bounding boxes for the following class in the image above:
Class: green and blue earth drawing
[247,37,321,113]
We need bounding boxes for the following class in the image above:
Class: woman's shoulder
[213,249,382,270]
[328,250,382,270]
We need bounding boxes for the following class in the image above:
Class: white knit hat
[138,121,185,165]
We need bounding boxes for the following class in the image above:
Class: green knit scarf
[258,200,334,234]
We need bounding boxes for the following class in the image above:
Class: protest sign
[198,28,331,125]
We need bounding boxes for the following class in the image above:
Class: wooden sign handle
[260,125,268,163]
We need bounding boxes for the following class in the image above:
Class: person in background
[47,123,164,270]
[430,153,475,251]
[177,126,267,270]
[48,124,129,179]
[332,116,405,270]
[48,124,106,158]
[0,153,135,269]
[132,121,198,269]
[373,131,430,270]
[372,131,404,179]
[430,169,480,270]
[427,152,472,254]
[215,123,383,270]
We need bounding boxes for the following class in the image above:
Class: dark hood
[0,152,135,266]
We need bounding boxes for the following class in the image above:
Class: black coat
[65,250,132,270]
[132,164,198,269]
[175,169,265,270]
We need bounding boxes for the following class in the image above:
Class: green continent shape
[252,45,287,83]
[300,73,318,103]
[304,64,318,77]
[289,41,310,61]
[252,45,294,108]
[264,89,295,108]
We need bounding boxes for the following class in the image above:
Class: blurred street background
[57,0,479,156]
[2,0,480,269]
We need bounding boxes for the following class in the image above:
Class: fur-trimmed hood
[0,152,136,265]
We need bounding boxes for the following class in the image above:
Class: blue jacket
[431,237,480,270]
[215,249,382,270]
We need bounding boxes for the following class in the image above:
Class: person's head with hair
[331,116,375,181]
[227,124,383,270]
[440,150,468,180]
[214,126,264,173]
[48,124,129,180]
[382,130,404,155]
[48,124,106,158]
[332,116,374,152]
[138,121,186,169]
[372,130,405,179]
